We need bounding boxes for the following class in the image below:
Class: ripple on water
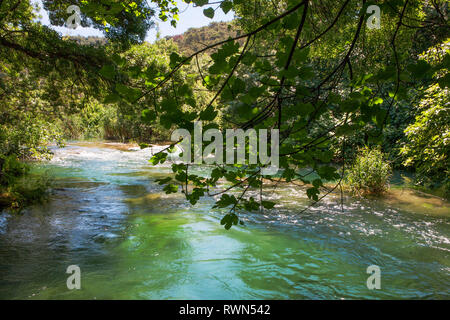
[0,144,449,299]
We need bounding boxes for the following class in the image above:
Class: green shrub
[0,155,51,211]
[0,155,29,186]
[400,84,449,197]
[346,147,392,196]
[9,174,51,209]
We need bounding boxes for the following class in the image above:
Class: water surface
[0,143,449,299]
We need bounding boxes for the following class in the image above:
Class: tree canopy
[1,0,449,220]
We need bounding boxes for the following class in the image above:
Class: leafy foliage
[400,40,449,196]
[400,83,449,195]
[0,155,51,211]
[346,147,392,196]
[43,0,179,46]
[1,0,449,221]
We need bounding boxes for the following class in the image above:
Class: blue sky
[34,1,235,43]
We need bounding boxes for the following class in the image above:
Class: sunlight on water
[0,144,449,299]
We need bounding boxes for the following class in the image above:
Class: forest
[1,0,448,211]
[0,0,449,300]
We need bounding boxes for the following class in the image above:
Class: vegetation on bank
[346,147,392,196]
[0,1,449,219]
[0,155,51,211]
[0,115,58,210]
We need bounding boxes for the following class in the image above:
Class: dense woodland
[0,1,448,222]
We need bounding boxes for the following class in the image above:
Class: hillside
[66,22,239,55]
[165,21,239,56]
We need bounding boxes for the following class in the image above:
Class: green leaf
[374,109,387,128]
[261,201,275,209]
[220,1,233,14]
[220,213,238,230]
[213,194,237,208]
[375,66,396,81]
[155,177,171,185]
[115,84,141,102]
[232,78,246,94]
[283,12,300,29]
[163,184,179,194]
[407,60,431,79]
[218,41,240,59]
[317,166,339,180]
[340,100,359,112]
[104,93,120,104]
[220,214,231,225]
[280,67,298,79]
[244,197,260,211]
[293,47,310,63]
[199,105,217,121]
[297,102,314,116]
[111,54,125,66]
[306,187,320,201]
[281,168,296,182]
[312,178,322,189]
[210,168,224,180]
[141,109,157,123]
[160,98,177,113]
[372,97,383,105]
[170,52,182,68]
[203,7,215,19]
[99,65,116,80]
[150,152,168,165]
[194,0,209,6]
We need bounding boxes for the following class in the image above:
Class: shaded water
[0,143,449,299]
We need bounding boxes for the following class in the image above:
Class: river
[0,143,449,299]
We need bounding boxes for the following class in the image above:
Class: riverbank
[2,141,448,216]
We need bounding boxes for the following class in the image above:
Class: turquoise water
[0,144,449,299]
